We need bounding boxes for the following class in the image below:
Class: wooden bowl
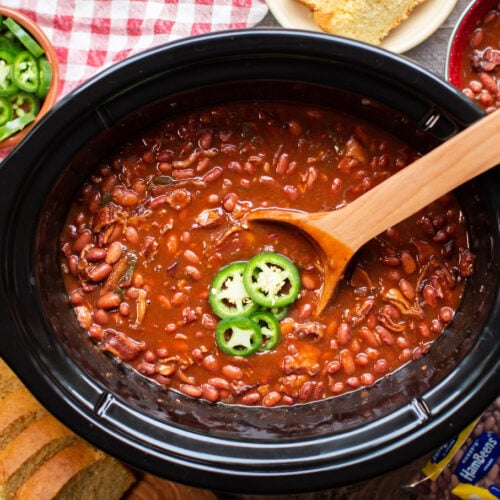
[0,6,59,150]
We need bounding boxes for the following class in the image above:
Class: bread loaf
[0,359,22,399]
[0,356,136,499]
[296,0,428,46]
[14,442,135,500]
[0,415,78,499]
[0,387,48,450]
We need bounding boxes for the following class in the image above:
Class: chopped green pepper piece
[209,262,259,318]
[215,316,262,357]
[0,96,12,126]
[36,56,51,98]
[0,34,21,53]
[10,91,39,118]
[0,112,35,142]
[12,50,39,93]
[250,310,281,351]
[4,18,44,58]
[243,252,301,308]
[266,305,289,321]
[0,50,17,96]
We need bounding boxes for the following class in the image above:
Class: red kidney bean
[375,325,395,346]
[202,166,223,184]
[359,326,380,348]
[222,192,238,212]
[185,265,201,281]
[67,255,79,277]
[381,255,401,267]
[201,383,219,402]
[221,365,243,380]
[262,391,282,407]
[208,377,230,390]
[180,384,203,398]
[423,285,438,308]
[87,263,113,282]
[137,362,156,376]
[93,309,109,326]
[124,226,140,245]
[355,352,369,366]
[70,289,85,306]
[105,242,123,264]
[298,381,313,401]
[399,278,415,300]
[336,323,351,346]
[73,231,92,253]
[240,392,261,405]
[360,373,375,385]
[417,321,431,339]
[373,358,390,375]
[111,186,140,206]
[400,251,416,275]
[439,306,454,323]
[275,153,289,175]
[298,303,313,320]
[469,28,484,49]
[96,292,121,310]
[340,349,356,375]
[85,247,107,262]
[324,360,341,375]
[346,377,360,389]
[88,324,103,341]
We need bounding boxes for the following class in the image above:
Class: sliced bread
[0,415,78,499]
[296,0,429,46]
[13,441,135,500]
[0,359,22,400]
[0,387,48,451]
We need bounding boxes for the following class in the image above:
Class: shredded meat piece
[470,48,500,72]
[102,329,146,361]
[281,342,321,376]
[195,208,225,228]
[292,321,326,341]
[93,204,127,232]
[75,305,92,329]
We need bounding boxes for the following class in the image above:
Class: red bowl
[446,0,499,88]
[0,6,59,150]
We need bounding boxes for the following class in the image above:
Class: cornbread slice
[13,442,135,500]
[0,358,22,400]
[297,0,429,45]
[0,415,78,499]
[0,387,48,450]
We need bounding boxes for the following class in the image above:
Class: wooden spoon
[245,109,500,315]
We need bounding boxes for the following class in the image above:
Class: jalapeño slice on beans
[250,311,281,351]
[215,316,262,357]
[209,262,259,318]
[243,252,300,308]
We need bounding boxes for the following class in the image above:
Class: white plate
[265,0,458,53]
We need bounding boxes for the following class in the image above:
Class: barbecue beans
[60,101,473,405]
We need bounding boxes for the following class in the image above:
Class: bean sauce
[460,3,500,112]
[60,101,474,406]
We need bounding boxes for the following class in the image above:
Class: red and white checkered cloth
[1,0,269,97]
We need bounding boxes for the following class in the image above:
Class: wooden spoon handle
[323,110,500,251]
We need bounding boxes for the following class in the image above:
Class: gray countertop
[257,0,472,78]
